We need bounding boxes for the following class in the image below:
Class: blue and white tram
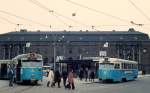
[11,53,43,84]
[98,57,138,82]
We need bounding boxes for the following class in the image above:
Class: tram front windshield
[22,60,43,67]
[99,63,114,69]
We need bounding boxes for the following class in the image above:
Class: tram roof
[12,53,42,60]
[58,59,93,63]
[3,28,146,35]
[99,57,137,64]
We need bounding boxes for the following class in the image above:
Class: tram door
[16,60,21,81]
[0,64,7,79]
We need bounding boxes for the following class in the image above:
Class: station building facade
[0,28,150,73]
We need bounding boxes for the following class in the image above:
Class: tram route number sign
[28,53,37,60]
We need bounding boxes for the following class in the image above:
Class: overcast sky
[0,0,150,36]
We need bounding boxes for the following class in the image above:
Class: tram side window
[132,64,135,69]
[127,64,131,69]
[124,64,127,69]
[122,63,124,69]
[131,64,133,69]
[122,63,137,69]
[135,64,137,69]
[127,64,134,69]
[114,64,120,69]
[128,64,131,69]
[133,64,137,69]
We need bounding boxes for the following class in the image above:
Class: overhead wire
[28,0,100,31]
[63,0,150,30]
[28,0,87,26]
[48,10,70,26]
[29,0,69,26]
[0,16,17,25]
[128,0,150,22]
[1,0,148,31]
[0,10,50,27]
[29,0,72,27]
[63,0,130,24]
[0,15,25,31]
[28,0,76,27]
[128,0,150,31]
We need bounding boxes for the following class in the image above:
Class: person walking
[8,66,14,87]
[90,71,95,82]
[62,70,68,87]
[66,70,75,90]
[51,70,61,88]
[79,68,83,80]
[47,68,54,87]
[88,69,91,81]
[85,68,88,82]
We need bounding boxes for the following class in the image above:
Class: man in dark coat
[8,68,14,87]
[51,70,61,88]
[79,69,84,80]
[62,70,68,87]
[90,71,95,82]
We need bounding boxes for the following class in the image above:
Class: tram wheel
[122,78,127,82]
[32,80,38,85]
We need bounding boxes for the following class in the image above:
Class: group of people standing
[79,68,95,82]
[8,66,95,89]
[47,69,75,90]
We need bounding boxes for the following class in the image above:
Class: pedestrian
[142,69,146,75]
[8,65,14,87]
[47,68,54,87]
[88,69,91,81]
[51,70,61,88]
[62,70,68,87]
[66,69,75,90]
[85,68,88,82]
[90,71,95,82]
[79,68,83,80]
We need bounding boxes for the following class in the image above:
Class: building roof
[0,28,149,42]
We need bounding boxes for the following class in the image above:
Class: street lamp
[26,42,31,53]
[103,42,109,57]
[53,35,65,71]
[79,37,83,59]
[53,42,56,71]
[138,48,147,70]
[53,34,57,71]
[9,45,12,59]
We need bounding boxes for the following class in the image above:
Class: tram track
[14,86,35,93]
[0,85,35,93]
[0,84,13,92]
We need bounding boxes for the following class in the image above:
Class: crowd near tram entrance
[57,60,98,77]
